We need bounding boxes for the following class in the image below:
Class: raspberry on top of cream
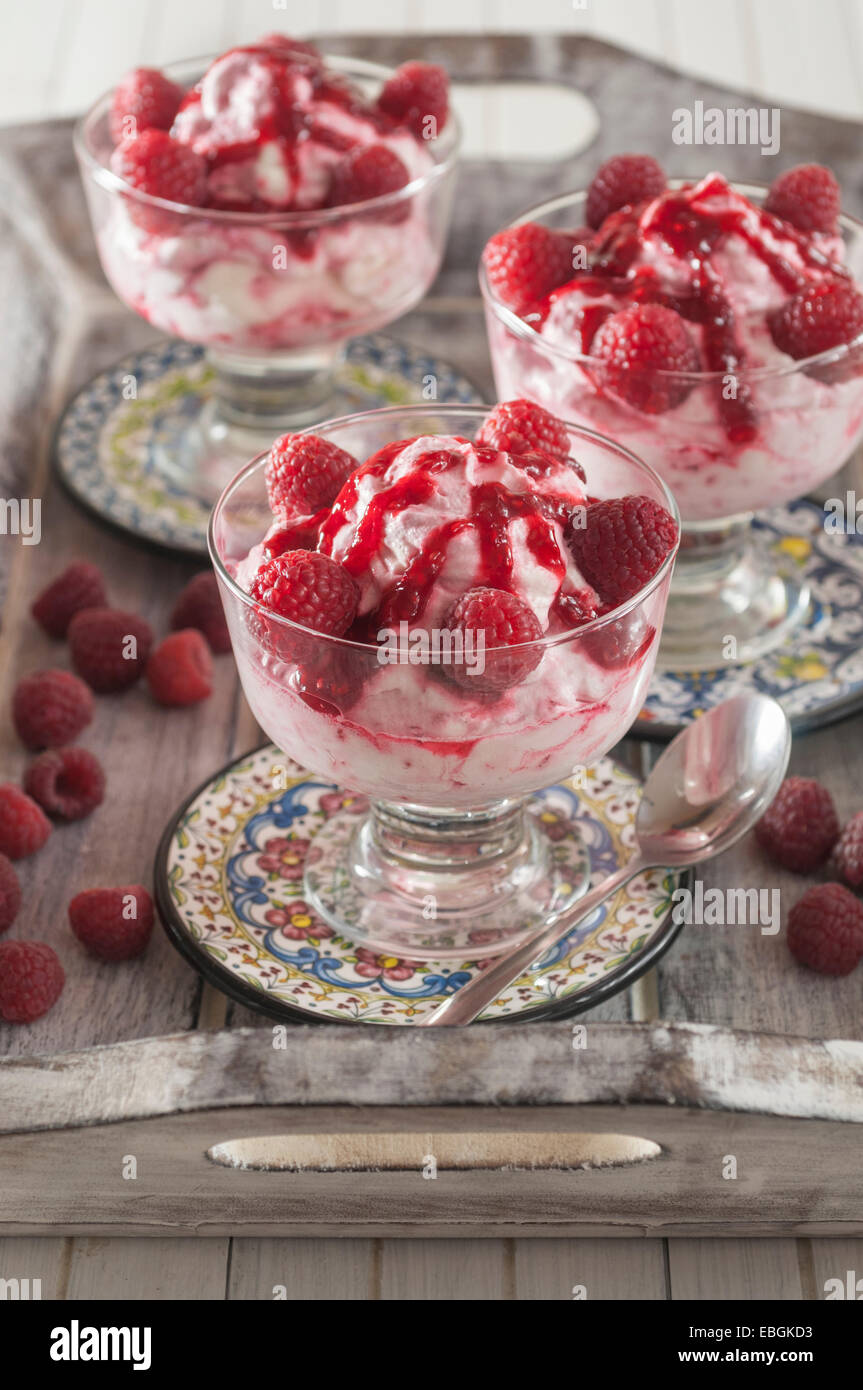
[237,399,677,688]
[482,158,863,444]
[108,35,448,214]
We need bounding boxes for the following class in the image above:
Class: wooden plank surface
[667,1239,805,1300]
[513,1238,668,1299]
[65,1237,230,1300]
[228,1238,378,1301]
[3,1235,860,1298]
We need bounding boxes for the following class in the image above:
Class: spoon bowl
[635,693,792,866]
[419,692,791,1026]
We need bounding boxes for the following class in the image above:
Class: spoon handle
[417,858,645,1027]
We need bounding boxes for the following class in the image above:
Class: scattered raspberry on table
[786,883,863,976]
[0,854,21,935]
[12,668,94,750]
[31,561,107,638]
[755,776,840,872]
[0,784,52,860]
[68,885,155,962]
[24,748,106,821]
[0,941,65,1023]
[834,810,863,889]
[68,607,154,692]
[170,572,231,654]
[147,630,213,706]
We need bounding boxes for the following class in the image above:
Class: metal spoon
[417,692,791,1027]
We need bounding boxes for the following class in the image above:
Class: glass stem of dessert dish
[210,399,679,960]
[75,35,459,502]
[481,158,863,672]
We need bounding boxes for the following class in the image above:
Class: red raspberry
[444,587,543,694]
[755,776,840,872]
[23,748,106,821]
[583,610,655,671]
[786,883,863,976]
[328,144,410,209]
[567,496,678,607]
[250,552,359,637]
[68,607,153,693]
[110,129,207,232]
[12,669,94,750]
[293,646,367,716]
[147,630,214,707]
[764,164,840,235]
[171,572,230,654]
[31,561,107,638]
[68,885,154,962]
[0,784,51,860]
[482,223,574,316]
[265,434,358,520]
[377,61,449,139]
[768,280,863,360]
[0,941,64,1023]
[585,154,667,230]
[477,400,571,462]
[833,811,863,889]
[593,303,701,413]
[109,66,184,145]
[0,855,21,934]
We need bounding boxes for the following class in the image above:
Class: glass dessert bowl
[481,160,863,671]
[75,35,460,502]
[210,400,679,960]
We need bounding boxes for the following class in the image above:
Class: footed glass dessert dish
[75,35,460,502]
[482,162,863,671]
[210,401,679,959]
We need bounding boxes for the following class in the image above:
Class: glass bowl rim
[74,51,462,228]
[479,176,863,383]
[208,401,681,656]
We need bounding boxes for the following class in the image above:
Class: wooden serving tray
[1,34,862,1238]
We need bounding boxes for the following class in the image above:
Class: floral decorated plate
[154,744,686,1026]
[636,500,863,740]
[54,337,483,556]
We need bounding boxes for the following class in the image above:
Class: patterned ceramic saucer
[154,744,686,1026]
[637,500,863,740]
[54,337,483,557]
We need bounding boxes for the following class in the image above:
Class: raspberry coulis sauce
[544,176,848,443]
[317,440,588,637]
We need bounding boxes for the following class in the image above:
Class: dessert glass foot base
[658,516,811,672]
[304,797,590,961]
[152,345,348,505]
[55,338,483,555]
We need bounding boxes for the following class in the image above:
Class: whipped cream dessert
[219,401,678,807]
[483,159,863,522]
[91,36,451,351]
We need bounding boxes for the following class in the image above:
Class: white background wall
[1,0,862,133]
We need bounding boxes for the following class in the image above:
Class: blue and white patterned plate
[54,337,483,556]
[154,745,685,1026]
[637,500,863,740]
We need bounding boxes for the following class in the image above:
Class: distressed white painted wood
[2,0,863,124]
[2,1024,863,1134]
